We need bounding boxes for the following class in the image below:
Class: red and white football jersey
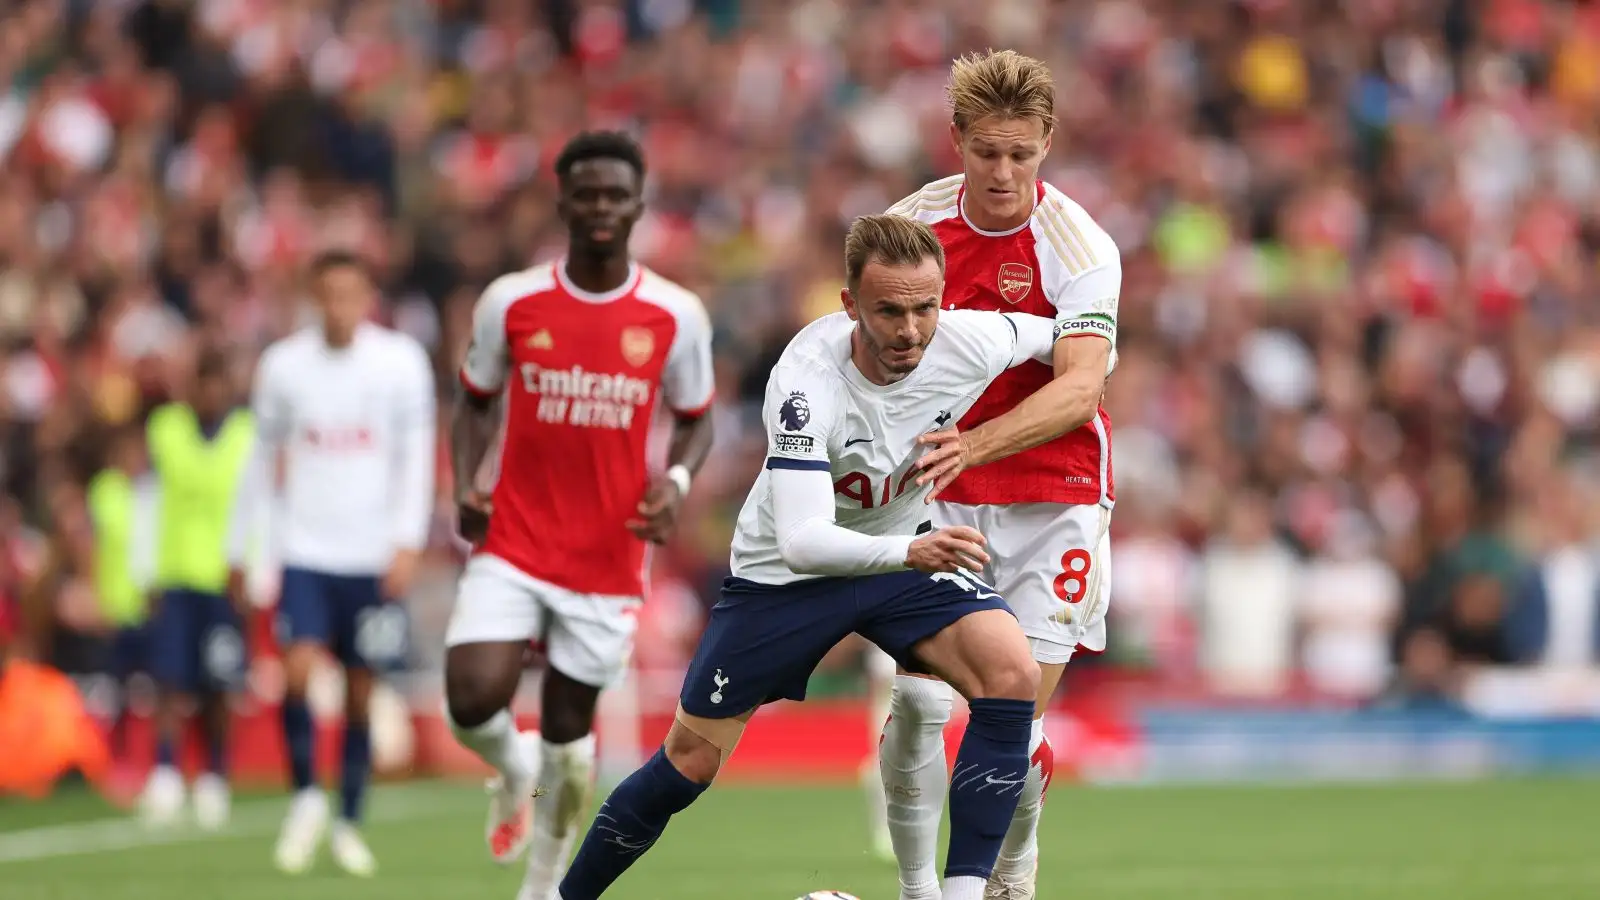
[458,262,714,597]
[889,175,1121,507]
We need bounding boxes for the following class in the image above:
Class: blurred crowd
[3,0,1600,712]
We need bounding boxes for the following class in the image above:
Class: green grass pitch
[3,777,1599,898]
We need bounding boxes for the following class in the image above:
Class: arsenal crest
[998,263,1033,304]
[620,326,655,367]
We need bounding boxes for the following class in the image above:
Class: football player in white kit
[551,215,1092,900]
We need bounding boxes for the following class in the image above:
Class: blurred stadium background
[4,0,1600,897]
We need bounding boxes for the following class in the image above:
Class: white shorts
[444,555,641,688]
[931,501,1112,665]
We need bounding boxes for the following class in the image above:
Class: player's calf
[943,697,1034,900]
[523,666,604,899]
[985,723,1051,900]
[879,674,954,900]
[912,609,1039,900]
[445,641,539,864]
[520,733,597,900]
[280,642,321,800]
[556,709,745,900]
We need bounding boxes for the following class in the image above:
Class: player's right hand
[905,526,990,574]
[456,490,494,546]
[225,567,250,616]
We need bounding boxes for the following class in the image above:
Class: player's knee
[444,673,505,730]
[662,724,723,786]
[444,689,500,731]
[889,674,954,725]
[344,669,374,722]
[281,643,319,697]
[540,668,601,744]
[540,703,595,745]
[443,644,522,727]
[973,655,1040,703]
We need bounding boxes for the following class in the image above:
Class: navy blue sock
[205,733,228,776]
[944,697,1034,881]
[557,748,709,900]
[155,736,177,768]
[282,698,315,791]
[340,718,371,822]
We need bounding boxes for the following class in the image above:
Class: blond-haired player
[873,50,1121,900]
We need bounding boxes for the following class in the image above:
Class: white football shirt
[729,309,1058,584]
[229,323,437,576]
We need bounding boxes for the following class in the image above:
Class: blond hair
[947,49,1056,135]
[844,215,946,293]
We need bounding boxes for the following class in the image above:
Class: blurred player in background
[444,131,715,900]
[139,351,255,830]
[555,214,1058,900]
[86,425,159,766]
[228,250,437,876]
[875,50,1121,900]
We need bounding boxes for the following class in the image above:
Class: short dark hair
[554,131,645,184]
[309,248,366,279]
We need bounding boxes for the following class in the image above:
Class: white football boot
[138,766,186,828]
[274,789,330,874]
[984,858,1037,900]
[192,772,231,831]
[329,820,378,877]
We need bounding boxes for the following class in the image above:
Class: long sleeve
[228,349,289,566]
[770,465,914,576]
[227,443,267,566]
[129,474,160,592]
[389,340,438,551]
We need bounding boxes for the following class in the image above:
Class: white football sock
[880,675,953,900]
[448,708,534,784]
[941,875,985,900]
[994,718,1050,879]
[862,670,894,845]
[520,734,597,900]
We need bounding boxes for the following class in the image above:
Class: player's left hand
[627,475,683,544]
[383,548,420,600]
[224,568,251,617]
[913,427,973,503]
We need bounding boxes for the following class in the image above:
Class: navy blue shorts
[277,567,409,671]
[108,624,152,679]
[148,589,247,693]
[679,569,1011,719]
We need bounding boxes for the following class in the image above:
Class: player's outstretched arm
[772,466,989,576]
[952,207,1122,471]
[959,330,1111,469]
[913,312,1111,498]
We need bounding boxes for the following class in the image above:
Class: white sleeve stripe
[672,391,715,417]
[888,176,965,217]
[1034,200,1098,275]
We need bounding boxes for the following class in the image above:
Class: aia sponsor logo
[300,426,375,452]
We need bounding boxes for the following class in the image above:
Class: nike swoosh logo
[985,775,1023,787]
[844,437,873,447]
